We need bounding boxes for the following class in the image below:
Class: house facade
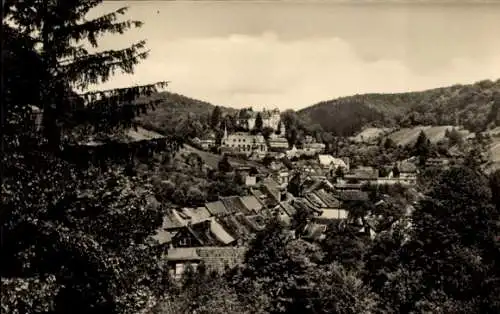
[221,128,267,156]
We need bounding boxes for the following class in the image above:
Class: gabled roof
[152,230,172,245]
[292,198,322,215]
[235,214,266,232]
[205,201,230,217]
[221,196,252,215]
[280,201,297,217]
[162,211,188,230]
[166,248,201,261]
[314,190,341,208]
[239,195,264,214]
[209,218,236,245]
[181,207,212,223]
[261,177,282,202]
[336,190,369,202]
[305,192,327,208]
[251,188,279,208]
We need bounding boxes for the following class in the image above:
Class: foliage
[218,154,233,173]
[1,151,169,314]
[254,112,263,131]
[413,131,431,166]
[4,0,171,150]
[299,79,500,136]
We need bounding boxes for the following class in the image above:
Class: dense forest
[299,79,500,136]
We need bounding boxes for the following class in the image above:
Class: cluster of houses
[154,150,421,280]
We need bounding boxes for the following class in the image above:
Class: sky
[89,1,500,110]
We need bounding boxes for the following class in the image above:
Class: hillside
[178,144,267,172]
[136,91,236,136]
[298,79,500,136]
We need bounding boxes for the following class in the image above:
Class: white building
[221,127,267,156]
[236,108,281,131]
[318,155,349,171]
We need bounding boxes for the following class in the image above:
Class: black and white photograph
[2,0,500,313]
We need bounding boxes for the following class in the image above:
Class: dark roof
[235,214,266,232]
[174,220,226,247]
[209,218,236,245]
[314,190,341,208]
[218,215,253,240]
[305,192,327,208]
[334,183,363,190]
[280,201,297,217]
[292,198,322,215]
[205,201,231,217]
[302,179,324,193]
[336,190,369,202]
[345,167,378,180]
[251,188,279,208]
[221,196,252,215]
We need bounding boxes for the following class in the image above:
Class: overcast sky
[89,1,500,110]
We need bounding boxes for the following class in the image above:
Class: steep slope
[298,79,500,136]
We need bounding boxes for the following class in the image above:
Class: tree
[254,112,263,131]
[4,0,168,150]
[383,138,396,150]
[490,170,500,210]
[2,1,175,313]
[413,131,431,166]
[446,128,464,146]
[261,127,274,140]
[401,166,500,312]
[392,165,400,178]
[210,106,222,129]
[335,166,345,179]
[218,154,233,173]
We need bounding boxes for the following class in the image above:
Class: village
[157,107,435,281]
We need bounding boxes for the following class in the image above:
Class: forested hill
[136,91,236,136]
[298,79,500,136]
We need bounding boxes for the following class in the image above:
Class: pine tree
[413,131,430,166]
[4,0,168,150]
[210,106,222,129]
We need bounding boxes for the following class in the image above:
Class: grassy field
[350,127,393,143]
[386,125,473,146]
[178,144,266,171]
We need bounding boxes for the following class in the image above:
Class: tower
[280,121,286,135]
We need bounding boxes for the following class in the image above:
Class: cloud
[91,31,500,110]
